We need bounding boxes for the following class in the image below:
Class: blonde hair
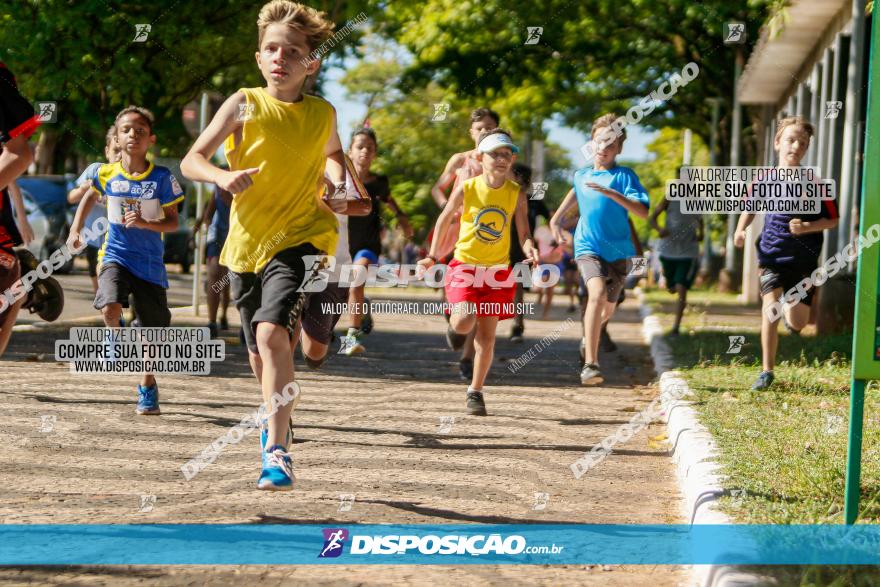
[257,0,335,51]
[591,113,626,143]
[775,116,814,142]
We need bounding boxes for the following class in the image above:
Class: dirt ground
[0,292,688,586]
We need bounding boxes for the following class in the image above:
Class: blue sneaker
[259,417,294,452]
[136,384,160,415]
[258,445,294,491]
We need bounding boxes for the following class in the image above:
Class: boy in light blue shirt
[551,113,649,385]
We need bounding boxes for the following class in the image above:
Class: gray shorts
[576,255,629,303]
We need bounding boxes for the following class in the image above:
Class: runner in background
[68,125,120,294]
[508,163,549,342]
[344,127,412,354]
[0,62,39,357]
[193,165,233,339]
[649,167,702,336]
[430,107,499,378]
[420,129,538,415]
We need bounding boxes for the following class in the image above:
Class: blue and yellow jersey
[92,161,184,288]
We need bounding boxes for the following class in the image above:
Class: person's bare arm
[648,197,669,237]
[8,182,33,245]
[67,187,99,250]
[514,189,538,264]
[585,182,649,218]
[423,184,465,263]
[430,153,464,207]
[734,213,755,247]
[0,134,32,191]
[180,92,260,192]
[790,216,839,236]
[386,196,414,238]
[549,188,578,245]
[194,196,216,232]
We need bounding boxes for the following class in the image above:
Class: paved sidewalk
[0,293,685,586]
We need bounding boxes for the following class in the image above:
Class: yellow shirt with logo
[454,176,520,266]
[221,87,338,273]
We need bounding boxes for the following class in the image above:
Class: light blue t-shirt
[573,165,649,262]
[92,161,185,288]
[75,162,108,248]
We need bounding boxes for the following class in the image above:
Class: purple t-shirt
[757,198,839,267]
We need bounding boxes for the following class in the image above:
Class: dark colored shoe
[466,390,487,416]
[459,358,473,380]
[599,327,618,352]
[361,298,374,334]
[752,371,775,391]
[446,326,467,351]
[208,322,218,339]
[567,304,576,313]
[580,363,604,386]
[509,325,524,343]
[219,316,229,331]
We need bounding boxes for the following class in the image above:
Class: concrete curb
[637,290,773,587]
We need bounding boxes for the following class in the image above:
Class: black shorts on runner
[660,256,698,291]
[759,263,818,306]
[94,262,171,327]
[301,282,348,345]
[230,243,322,355]
[576,255,630,303]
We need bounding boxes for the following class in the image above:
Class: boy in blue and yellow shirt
[68,106,184,415]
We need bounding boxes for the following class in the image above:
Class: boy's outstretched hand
[217,167,260,194]
[733,230,747,248]
[789,218,810,235]
[416,256,435,280]
[522,240,540,265]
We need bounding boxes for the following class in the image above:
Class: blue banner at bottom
[1,524,879,565]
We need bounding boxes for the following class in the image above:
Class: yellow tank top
[221,87,338,273]
[454,176,520,266]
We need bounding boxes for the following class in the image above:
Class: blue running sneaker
[258,445,294,491]
[136,384,160,415]
[259,417,294,452]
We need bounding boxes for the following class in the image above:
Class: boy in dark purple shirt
[735,116,839,391]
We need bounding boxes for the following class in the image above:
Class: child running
[419,129,538,415]
[193,167,233,338]
[0,61,39,357]
[431,107,500,380]
[550,114,649,385]
[734,116,838,391]
[181,0,345,490]
[68,106,185,413]
[648,168,702,336]
[68,125,121,294]
[343,127,412,354]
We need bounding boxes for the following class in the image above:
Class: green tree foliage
[0,0,371,171]
[339,54,573,235]
[375,0,776,162]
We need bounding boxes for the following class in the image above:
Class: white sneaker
[339,328,365,355]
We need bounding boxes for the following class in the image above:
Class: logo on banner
[319,528,348,558]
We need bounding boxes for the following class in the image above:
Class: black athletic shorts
[230,243,322,354]
[301,282,348,345]
[759,263,818,306]
[94,262,170,327]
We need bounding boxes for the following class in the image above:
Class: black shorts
[94,262,170,327]
[660,256,698,290]
[85,245,99,277]
[759,263,818,306]
[230,243,322,355]
[301,282,348,345]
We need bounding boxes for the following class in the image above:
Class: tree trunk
[34,129,57,175]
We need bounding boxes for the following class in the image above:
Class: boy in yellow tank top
[419,130,539,416]
[182,0,361,491]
